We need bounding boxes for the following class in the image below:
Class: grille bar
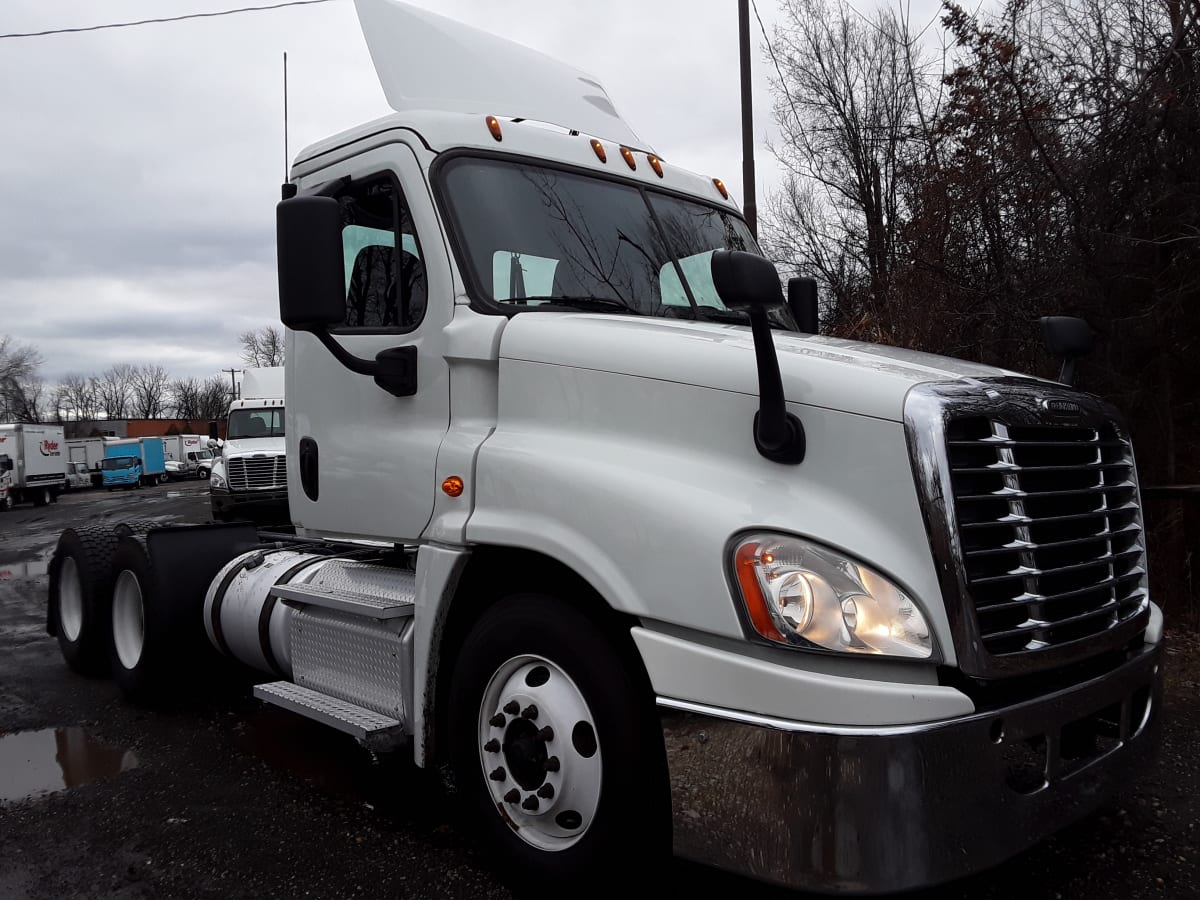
[980,599,1123,643]
[963,523,1142,558]
[956,481,1136,502]
[948,438,1127,449]
[227,455,287,492]
[959,503,1139,529]
[975,581,1146,615]
[968,546,1144,584]
[953,461,1131,475]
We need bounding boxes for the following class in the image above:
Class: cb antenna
[283,50,289,183]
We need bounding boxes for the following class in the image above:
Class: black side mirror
[787,277,819,334]
[1040,316,1094,386]
[208,421,219,441]
[277,196,346,331]
[711,251,805,465]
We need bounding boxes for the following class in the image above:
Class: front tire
[449,594,668,891]
[198,468,210,480]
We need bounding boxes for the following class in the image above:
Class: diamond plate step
[270,582,415,620]
[254,681,405,749]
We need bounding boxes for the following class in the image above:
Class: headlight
[731,533,934,660]
[209,472,227,490]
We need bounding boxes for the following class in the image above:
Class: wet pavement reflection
[0,727,139,804]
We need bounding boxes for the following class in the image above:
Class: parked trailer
[101,438,167,490]
[0,423,66,507]
[45,1,1162,894]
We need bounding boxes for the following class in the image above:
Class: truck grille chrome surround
[227,455,287,491]
[905,380,1150,678]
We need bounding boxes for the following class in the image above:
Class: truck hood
[223,437,286,458]
[499,315,1034,422]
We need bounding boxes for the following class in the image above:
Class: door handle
[299,437,319,501]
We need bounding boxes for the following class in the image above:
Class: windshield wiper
[526,295,642,315]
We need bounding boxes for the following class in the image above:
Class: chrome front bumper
[660,641,1161,894]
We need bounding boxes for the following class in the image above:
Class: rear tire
[109,536,162,703]
[48,527,121,675]
[33,487,50,507]
[448,594,669,892]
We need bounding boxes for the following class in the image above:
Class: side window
[338,176,427,330]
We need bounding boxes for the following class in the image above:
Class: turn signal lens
[590,139,607,163]
[712,177,729,199]
[647,154,664,178]
[486,116,503,142]
[441,476,465,497]
[620,146,637,170]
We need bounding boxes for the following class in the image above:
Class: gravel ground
[0,485,1196,899]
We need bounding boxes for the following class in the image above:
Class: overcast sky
[1,0,950,384]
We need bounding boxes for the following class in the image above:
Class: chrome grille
[227,455,287,491]
[946,416,1147,657]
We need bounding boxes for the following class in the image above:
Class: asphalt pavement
[0,485,1197,899]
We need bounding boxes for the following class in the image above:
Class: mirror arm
[748,309,806,464]
[310,329,418,398]
[1059,358,1077,387]
[312,329,378,376]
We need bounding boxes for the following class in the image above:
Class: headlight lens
[731,533,934,659]
[209,472,227,490]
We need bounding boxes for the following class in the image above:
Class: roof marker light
[713,177,729,199]
[590,139,607,163]
[620,146,637,170]
[486,116,503,142]
[647,154,664,178]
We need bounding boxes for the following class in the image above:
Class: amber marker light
[486,116,503,141]
[647,154,664,178]
[590,139,607,163]
[442,476,465,497]
[734,542,785,642]
[712,177,729,199]
[619,146,637,170]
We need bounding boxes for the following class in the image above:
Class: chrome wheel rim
[112,570,145,670]
[477,655,601,852]
[58,557,84,642]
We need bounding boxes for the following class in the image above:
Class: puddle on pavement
[0,557,50,579]
[0,727,139,804]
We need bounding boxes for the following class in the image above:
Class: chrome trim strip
[655,696,951,737]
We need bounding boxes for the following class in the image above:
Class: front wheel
[198,468,210,480]
[449,594,669,891]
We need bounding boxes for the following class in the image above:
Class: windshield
[441,157,794,327]
[102,457,137,470]
[228,408,285,440]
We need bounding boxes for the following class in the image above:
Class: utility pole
[738,0,757,239]
[223,368,240,401]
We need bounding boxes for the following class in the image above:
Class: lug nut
[484,739,501,753]
[504,789,520,804]
[521,704,539,720]
[544,756,560,772]
[489,767,507,781]
[503,700,520,715]
[537,726,554,742]
[522,795,540,811]
[537,783,555,800]
[489,713,506,728]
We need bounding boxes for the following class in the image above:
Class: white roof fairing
[353,0,653,152]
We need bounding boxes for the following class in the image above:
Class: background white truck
[44,1,1161,894]
[162,434,213,480]
[208,367,287,522]
[0,423,67,507]
[67,437,112,487]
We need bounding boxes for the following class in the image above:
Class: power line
[750,0,805,134]
[0,0,342,41]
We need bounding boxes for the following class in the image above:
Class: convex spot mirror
[1040,316,1094,360]
[277,195,345,331]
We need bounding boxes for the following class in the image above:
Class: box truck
[101,438,167,490]
[162,434,211,479]
[44,1,1161,894]
[0,423,67,507]
[66,437,112,487]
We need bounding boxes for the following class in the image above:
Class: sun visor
[353,0,652,151]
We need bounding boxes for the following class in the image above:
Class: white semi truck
[208,368,287,522]
[0,423,67,507]
[45,1,1160,893]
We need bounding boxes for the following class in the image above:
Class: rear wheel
[449,594,669,891]
[48,526,121,675]
[109,536,161,702]
[33,487,50,507]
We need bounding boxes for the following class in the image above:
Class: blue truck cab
[102,439,166,490]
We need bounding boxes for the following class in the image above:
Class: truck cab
[46,1,1161,894]
[101,455,143,490]
[209,369,287,523]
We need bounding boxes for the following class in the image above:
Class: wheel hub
[477,655,602,852]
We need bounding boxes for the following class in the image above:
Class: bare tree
[130,364,170,419]
[95,364,135,420]
[198,377,233,421]
[0,335,45,423]
[239,326,285,368]
[171,378,203,420]
[56,374,100,422]
[763,0,932,335]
